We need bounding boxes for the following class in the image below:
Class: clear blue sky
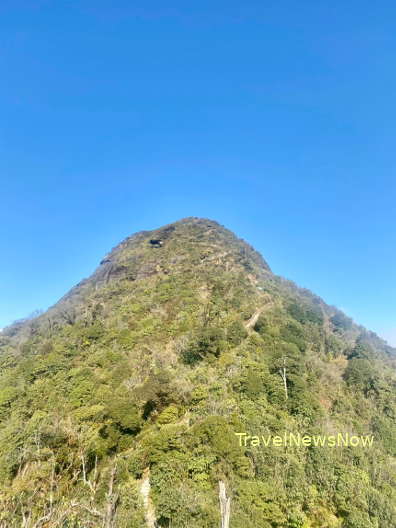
[1,1,395,346]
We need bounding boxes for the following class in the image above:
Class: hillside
[0,217,395,527]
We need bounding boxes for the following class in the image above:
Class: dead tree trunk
[219,481,231,528]
[279,357,288,400]
[104,462,118,528]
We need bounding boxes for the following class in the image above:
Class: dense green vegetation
[0,217,395,527]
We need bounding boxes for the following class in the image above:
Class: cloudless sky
[1,1,395,345]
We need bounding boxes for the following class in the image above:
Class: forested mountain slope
[0,217,395,527]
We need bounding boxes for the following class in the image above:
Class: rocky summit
[0,218,395,527]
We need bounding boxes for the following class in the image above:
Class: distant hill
[0,217,395,527]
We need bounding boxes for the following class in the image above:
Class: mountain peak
[63,217,269,297]
[46,218,272,323]
[1,218,395,527]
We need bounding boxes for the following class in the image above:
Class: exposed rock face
[140,468,157,528]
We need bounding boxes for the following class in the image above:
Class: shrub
[181,327,226,364]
